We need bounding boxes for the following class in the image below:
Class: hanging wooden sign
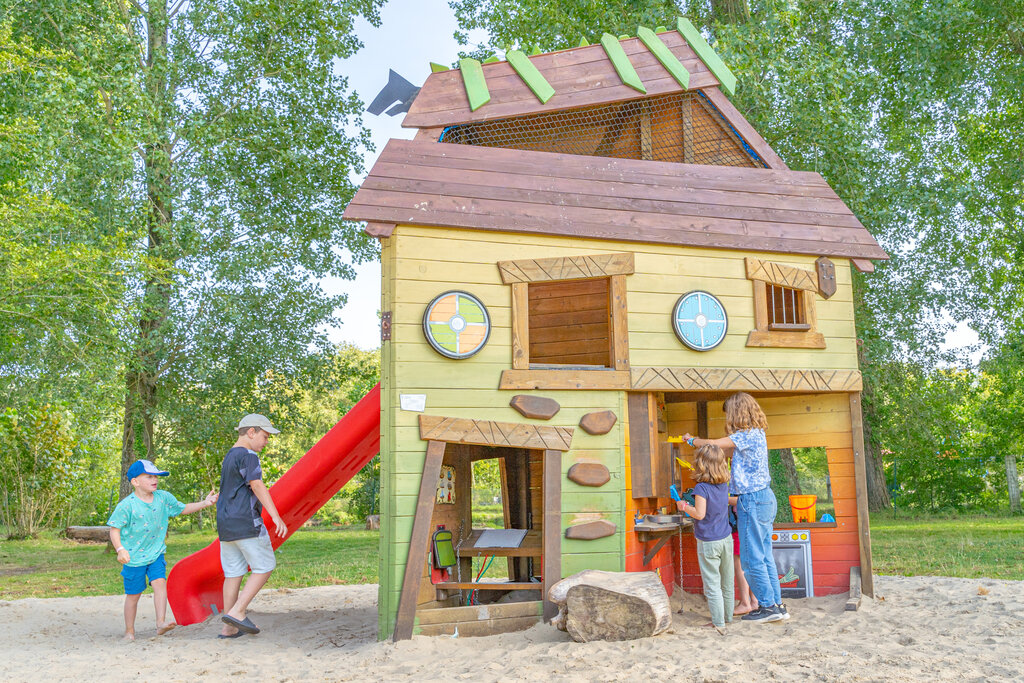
[816,257,837,299]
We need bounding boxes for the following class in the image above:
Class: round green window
[422,291,491,359]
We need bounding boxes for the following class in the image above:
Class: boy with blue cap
[108,459,218,640]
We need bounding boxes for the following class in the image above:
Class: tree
[5,0,386,497]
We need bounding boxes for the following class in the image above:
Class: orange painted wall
[664,393,861,597]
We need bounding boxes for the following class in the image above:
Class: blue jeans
[737,487,782,607]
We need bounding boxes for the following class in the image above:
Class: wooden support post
[681,97,694,164]
[542,449,562,622]
[849,393,875,598]
[393,439,446,642]
[511,283,530,369]
[844,565,862,611]
[639,102,652,161]
[696,400,708,439]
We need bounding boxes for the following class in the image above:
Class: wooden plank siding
[665,393,862,597]
[344,139,888,262]
[403,30,719,128]
[386,227,861,374]
[377,225,866,637]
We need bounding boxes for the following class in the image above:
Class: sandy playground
[1,575,1021,682]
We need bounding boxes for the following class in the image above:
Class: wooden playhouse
[343,19,888,641]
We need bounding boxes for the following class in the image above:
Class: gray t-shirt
[217,447,265,542]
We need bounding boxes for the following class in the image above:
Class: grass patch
[0,526,378,600]
[3,513,1021,600]
[870,512,1024,580]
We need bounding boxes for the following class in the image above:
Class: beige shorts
[220,528,276,577]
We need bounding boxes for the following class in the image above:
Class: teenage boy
[217,413,288,638]
[108,459,218,640]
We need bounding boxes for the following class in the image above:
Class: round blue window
[672,291,728,351]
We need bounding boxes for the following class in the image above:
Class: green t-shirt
[107,490,186,567]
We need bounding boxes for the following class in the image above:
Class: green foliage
[0,405,92,538]
[471,458,502,505]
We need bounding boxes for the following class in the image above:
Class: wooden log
[547,570,671,642]
[566,462,611,487]
[64,526,111,543]
[509,394,560,420]
[578,410,617,435]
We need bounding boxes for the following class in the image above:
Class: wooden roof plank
[347,190,888,258]
[676,17,737,96]
[637,26,690,89]
[380,138,833,193]
[344,140,889,261]
[600,33,646,93]
[365,159,857,217]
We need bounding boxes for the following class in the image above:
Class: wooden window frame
[497,253,633,391]
[745,257,826,349]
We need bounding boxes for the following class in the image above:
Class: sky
[326,1,982,362]
[325,0,480,350]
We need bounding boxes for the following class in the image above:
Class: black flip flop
[221,614,260,634]
[217,632,246,639]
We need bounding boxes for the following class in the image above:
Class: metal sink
[643,514,686,525]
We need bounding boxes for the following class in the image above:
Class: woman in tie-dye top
[682,392,788,623]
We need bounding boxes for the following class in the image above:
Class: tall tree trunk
[119,0,174,491]
[711,0,751,24]
[1007,453,1022,513]
[778,448,801,495]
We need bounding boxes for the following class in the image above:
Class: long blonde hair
[693,444,730,485]
[723,392,768,433]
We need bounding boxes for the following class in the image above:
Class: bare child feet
[157,622,176,636]
[123,631,135,641]
[734,603,754,616]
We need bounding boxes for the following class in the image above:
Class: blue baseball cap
[126,459,169,479]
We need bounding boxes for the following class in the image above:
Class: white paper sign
[399,394,426,412]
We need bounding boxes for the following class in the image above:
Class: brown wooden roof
[403,31,720,129]
[343,139,888,261]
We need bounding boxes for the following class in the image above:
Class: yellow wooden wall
[378,225,860,637]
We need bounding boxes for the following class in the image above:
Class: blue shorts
[121,554,167,595]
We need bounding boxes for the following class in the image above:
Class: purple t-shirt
[693,482,731,542]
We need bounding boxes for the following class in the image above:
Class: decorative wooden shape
[630,367,863,393]
[422,290,491,359]
[578,410,617,435]
[745,257,818,291]
[637,26,690,89]
[498,252,634,284]
[567,462,611,487]
[564,519,617,540]
[676,17,737,95]
[509,394,561,420]
[458,58,490,111]
[418,414,574,451]
[816,256,837,299]
[505,50,555,103]
[600,33,646,93]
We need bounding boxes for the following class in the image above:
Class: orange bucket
[788,494,817,523]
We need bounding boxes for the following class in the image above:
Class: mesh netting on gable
[440,91,765,168]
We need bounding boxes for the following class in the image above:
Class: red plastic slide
[167,383,381,625]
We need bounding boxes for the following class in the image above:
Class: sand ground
[1,575,1021,682]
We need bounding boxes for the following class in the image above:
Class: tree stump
[547,569,671,642]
